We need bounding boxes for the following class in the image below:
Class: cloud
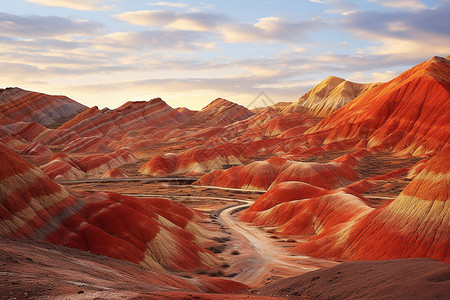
[0,13,103,38]
[96,30,213,51]
[148,2,188,8]
[221,16,325,43]
[26,0,111,11]
[114,10,229,31]
[369,0,427,10]
[309,0,357,15]
[342,4,450,59]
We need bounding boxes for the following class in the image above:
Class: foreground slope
[256,258,450,299]
[0,238,250,299]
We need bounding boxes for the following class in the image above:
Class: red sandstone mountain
[36,98,189,152]
[306,56,450,156]
[188,98,254,126]
[0,142,224,271]
[0,87,87,154]
[0,87,87,127]
[282,76,380,116]
[1,55,448,290]
[195,155,357,190]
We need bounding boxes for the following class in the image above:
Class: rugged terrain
[0,56,449,299]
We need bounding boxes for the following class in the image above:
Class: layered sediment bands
[306,56,450,156]
[40,150,137,180]
[0,143,221,271]
[242,146,450,261]
[37,98,189,150]
[339,145,450,261]
[0,87,87,127]
[76,149,138,175]
[195,157,357,191]
[282,76,380,116]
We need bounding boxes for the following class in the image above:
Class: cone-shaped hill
[282,76,380,116]
[188,98,254,126]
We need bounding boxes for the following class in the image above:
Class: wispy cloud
[26,0,112,11]
[148,2,188,8]
[95,30,214,51]
[221,16,325,43]
[370,0,428,10]
[342,4,450,59]
[114,10,230,31]
[0,13,103,37]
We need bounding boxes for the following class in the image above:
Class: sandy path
[62,180,338,289]
[217,201,338,287]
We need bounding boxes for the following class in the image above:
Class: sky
[1,0,449,110]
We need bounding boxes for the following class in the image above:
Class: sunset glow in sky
[1,0,449,109]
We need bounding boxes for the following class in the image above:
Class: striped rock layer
[0,143,220,271]
[195,156,357,191]
[40,150,137,180]
[242,145,450,262]
[37,98,189,148]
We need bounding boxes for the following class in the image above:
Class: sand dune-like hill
[0,87,87,127]
[282,76,380,116]
[306,56,450,156]
[0,142,223,271]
